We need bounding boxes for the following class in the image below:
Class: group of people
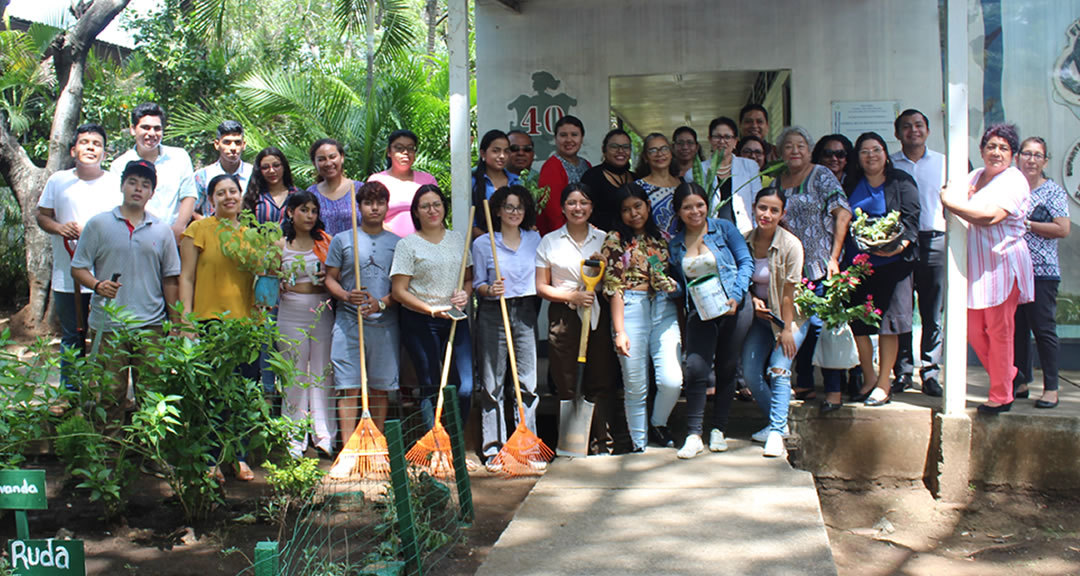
[38,100,1069,477]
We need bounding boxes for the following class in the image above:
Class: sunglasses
[821,149,847,160]
[509,145,534,153]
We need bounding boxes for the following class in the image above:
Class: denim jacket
[668,217,754,313]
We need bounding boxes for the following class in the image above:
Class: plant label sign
[0,470,47,510]
[7,539,85,575]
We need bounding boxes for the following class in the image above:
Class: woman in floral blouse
[602,183,681,452]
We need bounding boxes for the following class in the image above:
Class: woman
[473,186,542,471]
[741,188,806,456]
[324,181,400,474]
[843,133,920,407]
[634,133,683,239]
[471,130,521,238]
[702,117,763,232]
[811,134,854,185]
[581,129,634,232]
[672,126,702,181]
[940,123,1034,414]
[369,129,438,238]
[536,183,627,454]
[179,174,256,481]
[537,116,590,234]
[243,146,299,224]
[601,183,681,452]
[668,182,754,459]
[776,126,853,404]
[277,191,334,458]
[1013,137,1069,409]
[736,136,768,171]
[307,139,362,237]
[391,184,473,425]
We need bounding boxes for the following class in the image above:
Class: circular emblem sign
[1062,137,1080,208]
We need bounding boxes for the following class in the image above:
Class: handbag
[812,323,860,369]
[687,274,730,320]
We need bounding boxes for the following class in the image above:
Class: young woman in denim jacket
[668,182,754,459]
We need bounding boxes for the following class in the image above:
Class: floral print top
[600,230,677,297]
[779,164,850,281]
[1024,178,1069,279]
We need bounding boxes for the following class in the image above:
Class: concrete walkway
[476,443,837,576]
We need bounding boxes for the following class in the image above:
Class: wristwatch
[377,298,387,312]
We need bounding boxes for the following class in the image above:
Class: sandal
[236,461,255,482]
[793,388,817,401]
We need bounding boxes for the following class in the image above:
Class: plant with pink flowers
[794,254,882,329]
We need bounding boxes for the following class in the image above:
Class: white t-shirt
[535,224,605,330]
[390,229,470,308]
[37,169,122,292]
[110,145,196,225]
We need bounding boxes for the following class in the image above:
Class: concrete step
[476,443,837,576]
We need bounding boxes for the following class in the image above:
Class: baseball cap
[121,159,157,189]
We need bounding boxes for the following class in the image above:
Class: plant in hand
[850,208,902,249]
[794,253,882,329]
[219,212,285,277]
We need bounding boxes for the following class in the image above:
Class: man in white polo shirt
[890,109,945,397]
[72,159,181,429]
[110,102,196,241]
[192,120,252,217]
[36,123,121,389]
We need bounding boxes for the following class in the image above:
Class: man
[71,160,181,430]
[36,123,121,389]
[739,104,778,163]
[193,120,252,217]
[890,109,945,397]
[110,102,196,241]
[507,130,536,175]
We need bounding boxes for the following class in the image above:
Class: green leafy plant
[693,149,786,218]
[0,331,72,469]
[218,212,285,277]
[794,253,882,329]
[518,169,550,213]
[262,457,326,540]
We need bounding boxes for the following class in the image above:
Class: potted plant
[218,212,285,307]
[794,253,882,369]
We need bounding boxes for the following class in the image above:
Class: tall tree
[0,0,131,333]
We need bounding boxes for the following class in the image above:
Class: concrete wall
[476,0,945,165]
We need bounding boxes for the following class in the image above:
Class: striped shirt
[250,187,297,225]
[965,166,1034,310]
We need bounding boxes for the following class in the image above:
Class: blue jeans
[53,290,90,390]
[615,292,682,450]
[400,308,474,429]
[742,317,809,434]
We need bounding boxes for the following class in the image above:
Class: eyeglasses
[259,162,283,172]
[646,146,672,156]
[607,143,632,152]
[674,139,697,148]
[859,147,885,156]
[1019,151,1047,160]
[821,149,847,159]
[710,134,736,142]
[392,144,417,154]
[418,201,443,212]
[740,149,765,158]
[502,204,524,214]
[509,145,534,153]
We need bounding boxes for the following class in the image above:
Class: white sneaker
[677,434,704,459]
[528,459,548,472]
[708,429,728,452]
[763,431,786,458]
[752,426,790,444]
[484,457,503,474]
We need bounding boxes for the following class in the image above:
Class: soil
[819,479,1080,576]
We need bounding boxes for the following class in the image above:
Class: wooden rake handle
[434,206,475,423]
[482,199,527,422]
[348,183,370,413]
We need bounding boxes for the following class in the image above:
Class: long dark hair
[282,190,327,242]
[845,132,893,193]
[811,134,854,166]
[634,133,680,178]
[410,184,449,231]
[244,146,295,213]
[672,181,709,232]
[472,129,509,216]
[611,182,662,244]
[488,185,536,233]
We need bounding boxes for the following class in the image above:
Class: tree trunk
[365,0,376,98]
[0,0,131,334]
[425,0,439,55]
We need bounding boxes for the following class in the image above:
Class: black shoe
[850,389,872,403]
[820,401,843,414]
[1013,387,1030,399]
[648,425,675,448]
[890,374,913,395]
[1034,398,1058,409]
[977,402,1012,415]
[794,388,817,401]
[846,370,863,399]
[921,377,943,397]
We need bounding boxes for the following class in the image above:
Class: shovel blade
[556,397,595,458]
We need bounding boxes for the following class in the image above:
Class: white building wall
[476,0,945,163]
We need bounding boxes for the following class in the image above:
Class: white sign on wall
[831,101,900,145]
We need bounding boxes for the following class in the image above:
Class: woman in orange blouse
[601,183,681,452]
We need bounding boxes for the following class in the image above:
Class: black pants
[1014,278,1059,392]
[683,293,752,437]
[895,232,945,381]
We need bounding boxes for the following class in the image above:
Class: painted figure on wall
[507,71,578,163]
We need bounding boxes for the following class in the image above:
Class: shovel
[556,258,605,458]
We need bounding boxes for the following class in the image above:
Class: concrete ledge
[930,412,972,502]
[970,412,1080,491]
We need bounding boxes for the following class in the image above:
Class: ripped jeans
[741,316,810,434]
